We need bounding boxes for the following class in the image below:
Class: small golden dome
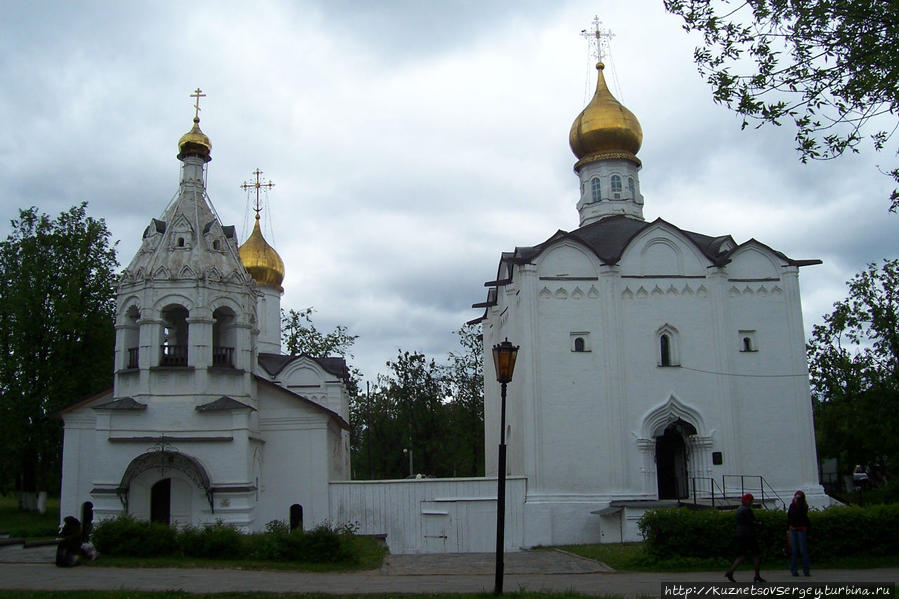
[178,117,212,163]
[238,216,284,291]
[569,62,642,169]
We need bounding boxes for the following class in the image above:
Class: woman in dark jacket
[787,490,811,576]
[725,493,765,583]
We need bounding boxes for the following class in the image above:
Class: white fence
[329,476,527,554]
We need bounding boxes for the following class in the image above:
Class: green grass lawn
[0,494,60,538]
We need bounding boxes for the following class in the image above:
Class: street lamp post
[403,448,413,478]
[492,338,518,595]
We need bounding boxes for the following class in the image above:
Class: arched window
[657,324,680,367]
[742,337,753,352]
[574,337,585,352]
[611,175,622,196]
[160,304,189,366]
[660,334,672,366]
[290,504,304,532]
[212,307,236,368]
[591,177,601,202]
[124,305,140,369]
[628,177,635,197]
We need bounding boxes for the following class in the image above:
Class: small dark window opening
[660,334,671,366]
[177,237,185,247]
[290,504,303,532]
[212,239,220,250]
[742,337,753,352]
[80,501,94,542]
[574,337,585,352]
[712,451,724,465]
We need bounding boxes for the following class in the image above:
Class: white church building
[471,60,829,545]
[59,107,352,531]
[59,50,829,552]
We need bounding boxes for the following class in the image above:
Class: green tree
[0,203,118,498]
[443,324,485,477]
[281,307,358,359]
[807,259,899,473]
[350,326,485,480]
[665,0,899,211]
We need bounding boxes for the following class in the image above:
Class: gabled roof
[94,397,147,411]
[257,352,350,381]
[53,386,114,417]
[471,214,821,318]
[254,375,349,430]
[196,396,255,412]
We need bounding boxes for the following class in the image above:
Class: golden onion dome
[569,62,643,169]
[238,216,285,291]
[177,117,212,163]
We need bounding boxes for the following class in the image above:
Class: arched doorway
[150,478,171,524]
[655,419,696,499]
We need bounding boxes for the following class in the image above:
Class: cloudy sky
[1,1,895,383]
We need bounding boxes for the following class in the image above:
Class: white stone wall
[482,220,825,546]
[330,477,527,554]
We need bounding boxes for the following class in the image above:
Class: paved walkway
[0,544,895,597]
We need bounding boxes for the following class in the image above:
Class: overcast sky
[1,1,895,383]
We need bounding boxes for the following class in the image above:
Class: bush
[246,522,355,564]
[92,516,363,564]
[638,503,899,560]
[178,521,245,559]
[91,515,177,557]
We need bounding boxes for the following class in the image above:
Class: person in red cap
[724,493,765,582]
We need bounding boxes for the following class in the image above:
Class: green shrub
[639,503,899,560]
[177,521,245,559]
[91,515,177,557]
[245,521,355,564]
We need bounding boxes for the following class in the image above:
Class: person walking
[725,493,765,583]
[788,490,811,576]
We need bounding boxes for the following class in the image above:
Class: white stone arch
[640,395,705,439]
[725,243,782,279]
[117,296,142,323]
[641,237,684,275]
[620,222,710,277]
[156,296,194,367]
[118,301,142,370]
[635,395,715,499]
[535,240,601,279]
[152,293,196,313]
[207,294,244,318]
[280,357,328,389]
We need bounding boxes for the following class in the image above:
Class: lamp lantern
[492,338,519,384]
[492,337,519,595]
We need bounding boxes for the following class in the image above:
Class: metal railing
[722,474,786,510]
[127,347,139,369]
[689,476,726,507]
[212,346,234,368]
[159,344,188,367]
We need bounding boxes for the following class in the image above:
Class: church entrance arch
[117,449,214,520]
[638,396,714,500]
[150,478,171,524]
[655,419,696,499]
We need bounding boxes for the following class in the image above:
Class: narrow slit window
[660,334,671,366]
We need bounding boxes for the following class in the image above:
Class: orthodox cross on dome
[190,88,206,121]
[241,168,275,219]
[580,16,614,63]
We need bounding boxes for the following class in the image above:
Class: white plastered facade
[59,126,351,532]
